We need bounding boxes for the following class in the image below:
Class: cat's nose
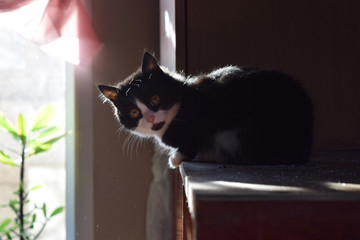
[146,114,155,123]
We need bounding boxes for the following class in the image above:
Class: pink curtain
[0,0,101,65]
[0,0,33,11]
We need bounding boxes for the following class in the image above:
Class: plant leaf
[42,133,68,145]
[31,126,63,142]
[17,113,27,144]
[0,151,17,167]
[28,132,68,156]
[32,213,37,222]
[9,199,19,215]
[0,218,12,233]
[50,206,64,218]
[0,112,21,142]
[42,203,47,217]
[30,184,43,191]
[30,104,55,132]
[28,142,52,156]
[31,213,37,226]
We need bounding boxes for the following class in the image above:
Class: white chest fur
[134,99,180,138]
[199,130,240,163]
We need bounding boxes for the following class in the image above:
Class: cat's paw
[168,152,185,168]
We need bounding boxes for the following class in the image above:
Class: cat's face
[99,52,181,138]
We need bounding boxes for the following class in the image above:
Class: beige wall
[82,0,159,239]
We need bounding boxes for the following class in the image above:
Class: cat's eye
[151,95,160,106]
[130,109,140,118]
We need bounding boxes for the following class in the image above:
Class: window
[0,29,72,240]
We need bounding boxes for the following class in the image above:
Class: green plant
[0,104,68,240]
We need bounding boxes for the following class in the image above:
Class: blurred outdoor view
[0,29,66,239]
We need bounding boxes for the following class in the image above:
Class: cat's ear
[142,52,163,77]
[98,85,120,102]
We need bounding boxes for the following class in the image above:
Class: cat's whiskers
[122,133,130,156]
[133,135,142,158]
[123,133,136,159]
[136,137,146,157]
[125,132,149,160]
[128,135,134,159]
[116,126,126,135]
[116,126,128,151]
[129,134,138,159]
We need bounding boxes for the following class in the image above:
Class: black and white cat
[99,52,313,168]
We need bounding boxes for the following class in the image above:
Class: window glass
[0,29,66,240]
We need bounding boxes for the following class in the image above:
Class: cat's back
[190,66,248,87]
[189,66,306,109]
[196,66,309,106]
[187,66,313,164]
[205,66,299,91]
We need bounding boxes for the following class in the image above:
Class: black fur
[99,52,314,165]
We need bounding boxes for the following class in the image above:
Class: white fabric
[146,146,173,240]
